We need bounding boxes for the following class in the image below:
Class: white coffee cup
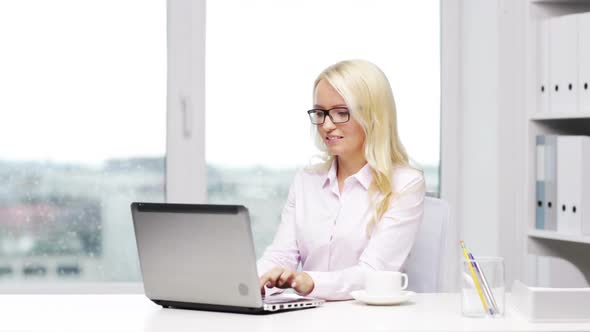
[365,271,408,296]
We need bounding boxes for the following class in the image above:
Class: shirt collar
[322,159,373,190]
[322,160,338,189]
[353,162,373,190]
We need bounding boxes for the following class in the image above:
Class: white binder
[549,15,578,114]
[535,136,545,229]
[544,135,557,230]
[556,136,590,235]
[579,13,590,115]
[537,19,550,114]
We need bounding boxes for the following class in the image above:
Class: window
[206,0,440,256]
[0,0,166,284]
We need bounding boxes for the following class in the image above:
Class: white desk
[0,293,588,332]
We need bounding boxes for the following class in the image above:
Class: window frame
[1,0,454,293]
[0,0,204,294]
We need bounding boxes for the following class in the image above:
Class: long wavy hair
[308,59,414,235]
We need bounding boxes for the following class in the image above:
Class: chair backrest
[404,196,449,293]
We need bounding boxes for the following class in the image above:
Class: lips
[326,135,343,144]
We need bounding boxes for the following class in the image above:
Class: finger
[267,268,284,288]
[259,275,267,291]
[259,273,273,290]
[259,274,270,290]
[259,270,276,290]
[277,270,295,288]
[291,273,302,290]
[292,273,313,295]
[285,271,297,288]
[263,267,285,289]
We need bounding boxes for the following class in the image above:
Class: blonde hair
[309,59,414,235]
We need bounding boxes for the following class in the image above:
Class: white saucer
[350,290,415,306]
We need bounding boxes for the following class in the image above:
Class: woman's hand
[259,267,314,296]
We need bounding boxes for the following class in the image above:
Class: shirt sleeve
[304,172,425,301]
[256,172,301,277]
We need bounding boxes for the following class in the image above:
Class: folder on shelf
[549,15,578,114]
[556,136,590,235]
[557,136,577,234]
[535,136,546,230]
[544,135,557,231]
[579,136,590,236]
[537,19,550,114]
[579,13,590,115]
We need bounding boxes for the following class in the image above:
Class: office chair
[404,196,449,293]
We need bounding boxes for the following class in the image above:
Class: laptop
[130,202,325,314]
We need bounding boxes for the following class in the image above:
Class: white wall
[496,0,528,290]
[459,0,501,256]
[441,0,526,290]
[441,0,505,291]
[440,0,462,291]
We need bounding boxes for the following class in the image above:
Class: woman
[257,59,425,301]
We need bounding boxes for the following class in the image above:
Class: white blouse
[257,160,425,300]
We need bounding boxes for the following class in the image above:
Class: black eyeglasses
[307,107,350,125]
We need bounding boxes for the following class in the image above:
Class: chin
[327,148,343,157]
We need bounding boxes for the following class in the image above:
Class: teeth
[327,136,343,140]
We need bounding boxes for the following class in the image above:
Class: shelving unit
[524,0,590,286]
[528,229,590,244]
[530,112,590,120]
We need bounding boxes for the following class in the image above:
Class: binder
[581,136,590,236]
[549,15,578,114]
[556,136,590,235]
[579,13,590,115]
[573,137,590,236]
[557,136,577,234]
[535,136,545,229]
[544,135,557,231]
[537,19,550,114]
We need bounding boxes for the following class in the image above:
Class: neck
[336,155,367,181]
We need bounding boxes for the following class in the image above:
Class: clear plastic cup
[461,256,505,318]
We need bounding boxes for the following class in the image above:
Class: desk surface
[0,293,588,332]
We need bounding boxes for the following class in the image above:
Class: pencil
[468,252,499,315]
[460,241,491,315]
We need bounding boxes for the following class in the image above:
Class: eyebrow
[312,104,348,109]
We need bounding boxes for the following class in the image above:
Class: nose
[321,115,337,131]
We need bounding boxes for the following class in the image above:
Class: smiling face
[314,79,366,161]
